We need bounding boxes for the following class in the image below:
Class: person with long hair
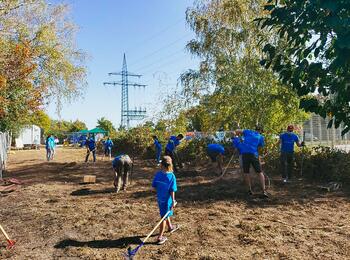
[152,156,179,244]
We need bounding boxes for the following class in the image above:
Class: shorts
[207,150,220,162]
[158,201,173,218]
[241,153,262,174]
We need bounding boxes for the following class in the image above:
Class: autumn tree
[0,0,86,132]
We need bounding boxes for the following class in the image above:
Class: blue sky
[47,0,198,129]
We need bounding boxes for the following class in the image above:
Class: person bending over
[112,154,133,192]
[233,126,268,197]
[206,143,225,175]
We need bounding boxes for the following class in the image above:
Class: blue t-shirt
[154,139,162,150]
[232,130,264,156]
[45,137,55,150]
[280,132,299,153]
[86,138,96,151]
[165,136,180,152]
[207,143,225,154]
[104,139,113,149]
[152,171,177,205]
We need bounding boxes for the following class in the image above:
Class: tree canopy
[177,0,308,133]
[258,0,350,134]
[96,117,116,137]
[0,0,86,132]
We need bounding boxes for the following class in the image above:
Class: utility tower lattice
[103,54,147,129]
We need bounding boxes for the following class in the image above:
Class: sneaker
[169,224,180,233]
[157,236,167,245]
[283,179,287,183]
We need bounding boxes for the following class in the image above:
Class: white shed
[15,125,41,148]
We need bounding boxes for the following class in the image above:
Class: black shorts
[242,153,262,174]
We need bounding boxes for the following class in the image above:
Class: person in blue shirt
[45,135,55,161]
[152,135,162,165]
[103,137,114,161]
[232,126,268,197]
[279,125,304,183]
[152,156,179,245]
[85,136,96,163]
[165,134,184,173]
[207,143,225,175]
[112,154,133,192]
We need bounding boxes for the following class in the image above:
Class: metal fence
[0,132,11,179]
[302,114,350,151]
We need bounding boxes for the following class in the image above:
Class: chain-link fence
[302,114,350,152]
[0,132,11,179]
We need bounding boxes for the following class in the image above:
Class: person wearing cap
[232,126,268,197]
[152,155,179,245]
[112,154,133,192]
[165,134,184,173]
[206,143,225,175]
[279,125,304,183]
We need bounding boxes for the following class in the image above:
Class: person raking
[232,126,268,198]
[206,143,225,175]
[152,156,179,244]
[165,134,183,173]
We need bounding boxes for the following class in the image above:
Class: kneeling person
[112,154,133,192]
[207,143,225,175]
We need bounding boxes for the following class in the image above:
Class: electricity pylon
[103,53,147,129]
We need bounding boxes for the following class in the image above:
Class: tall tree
[257,0,350,134]
[179,0,308,133]
[0,0,86,132]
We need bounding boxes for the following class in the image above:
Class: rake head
[124,244,142,260]
[6,239,16,249]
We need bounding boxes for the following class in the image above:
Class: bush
[264,146,350,184]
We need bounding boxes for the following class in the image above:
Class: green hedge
[264,146,350,184]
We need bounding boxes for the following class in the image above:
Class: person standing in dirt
[152,156,179,245]
[206,143,225,175]
[85,136,96,163]
[45,135,55,161]
[152,135,162,165]
[232,126,268,197]
[165,134,183,173]
[103,137,114,160]
[112,154,133,192]
[279,125,304,183]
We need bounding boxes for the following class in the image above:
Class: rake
[124,202,176,259]
[0,224,15,249]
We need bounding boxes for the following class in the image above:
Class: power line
[128,32,192,67]
[125,17,184,54]
[132,48,186,72]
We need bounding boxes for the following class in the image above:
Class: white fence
[0,132,11,179]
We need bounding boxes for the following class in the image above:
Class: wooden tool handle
[0,225,11,240]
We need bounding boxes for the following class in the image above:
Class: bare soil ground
[0,148,349,260]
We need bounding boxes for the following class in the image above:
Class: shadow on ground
[55,234,158,249]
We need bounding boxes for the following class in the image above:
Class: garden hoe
[124,202,177,259]
[0,224,16,249]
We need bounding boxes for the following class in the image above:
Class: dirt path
[0,148,349,259]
